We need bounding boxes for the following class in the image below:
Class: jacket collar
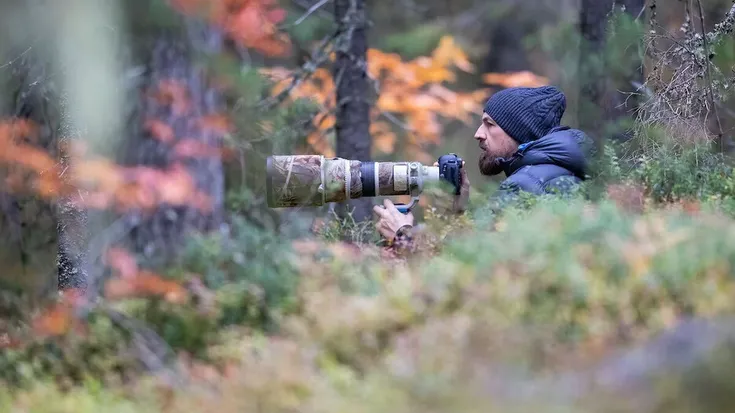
[498,126,585,178]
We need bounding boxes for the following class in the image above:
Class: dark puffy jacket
[491,126,591,205]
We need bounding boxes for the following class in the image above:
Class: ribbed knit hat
[483,85,566,144]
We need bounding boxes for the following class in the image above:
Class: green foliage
[594,124,735,214]
[712,36,735,76]
[284,7,333,47]
[0,377,160,413]
[314,208,382,245]
[0,312,135,390]
[440,197,735,340]
[605,9,645,82]
[190,217,299,315]
[147,215,301,345]
[379,24,448,59]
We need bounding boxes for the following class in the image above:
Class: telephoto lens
[265,155,440,208]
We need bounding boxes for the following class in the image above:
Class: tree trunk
[333,0,373,224]
[578,0,615,140]
[0,2,227,293]
[121,20,226,268]
[0,37,66,294]
[57,97,90,291]
[482,4,538,75]
[618,0,646,132]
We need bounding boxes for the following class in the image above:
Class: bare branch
[291,0,332,20]
[637,0,735,148]
[257,30,339,110]
[293,0,331,25]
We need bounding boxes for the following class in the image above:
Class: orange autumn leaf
[0,119,56,172]
[31,288,86,338]
[0,116,217,216]
[70,158,124,191]
[65,158,213,213]
[145,119,176,143]
[431,36,475,73]
[32,305,73,337]
[482,70,550,88]
[105,247,139,279]
[4,146,58,175]
[262,36,487,159]
[157,165,199,204]
[374,134,395,153]
[197,114,234,135]
[105,270,188,303]
[0,118,38,142]
[171,0,290,56]
[261,0,287,24]
[0,118,68,199]
[375,93,402,113]
[371,121,397,153]
[151,79,191,115]
[35,173,65,198]
[173,139,223,159]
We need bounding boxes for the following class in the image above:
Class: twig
[293,0,331,25]
[380,110,413,131]
[0,46,32,70]
[257,30,339,110]
[291,0,332,20]
[638,0,735,148]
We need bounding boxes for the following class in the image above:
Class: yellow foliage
[262,36,551,161]
[482,70,550,88]
[261,36,505,161]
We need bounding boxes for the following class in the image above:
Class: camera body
[394,153,464,214]
[438,153,464,196]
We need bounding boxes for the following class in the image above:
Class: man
[373,85,590,247]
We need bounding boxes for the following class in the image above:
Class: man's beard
[478,151,506,176]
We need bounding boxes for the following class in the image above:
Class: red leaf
[265,7,286,24]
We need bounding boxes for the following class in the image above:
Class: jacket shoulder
[504,164,575,191]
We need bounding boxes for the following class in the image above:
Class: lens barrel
[266,155,439,208]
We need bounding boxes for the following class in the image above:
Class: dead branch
[637,0,735,147]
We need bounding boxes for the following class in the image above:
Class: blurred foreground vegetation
[2,0,735,412]
[6,129,735,412]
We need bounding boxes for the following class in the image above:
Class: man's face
[474,112,519,176]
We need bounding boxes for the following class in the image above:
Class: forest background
[2,0,735,411]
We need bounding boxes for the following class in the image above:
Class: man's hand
[373,199,414,241]
[434,160,470,213]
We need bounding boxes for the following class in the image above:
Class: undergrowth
[6,191,735,412]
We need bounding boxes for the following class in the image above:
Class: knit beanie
[483,85,567,144]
